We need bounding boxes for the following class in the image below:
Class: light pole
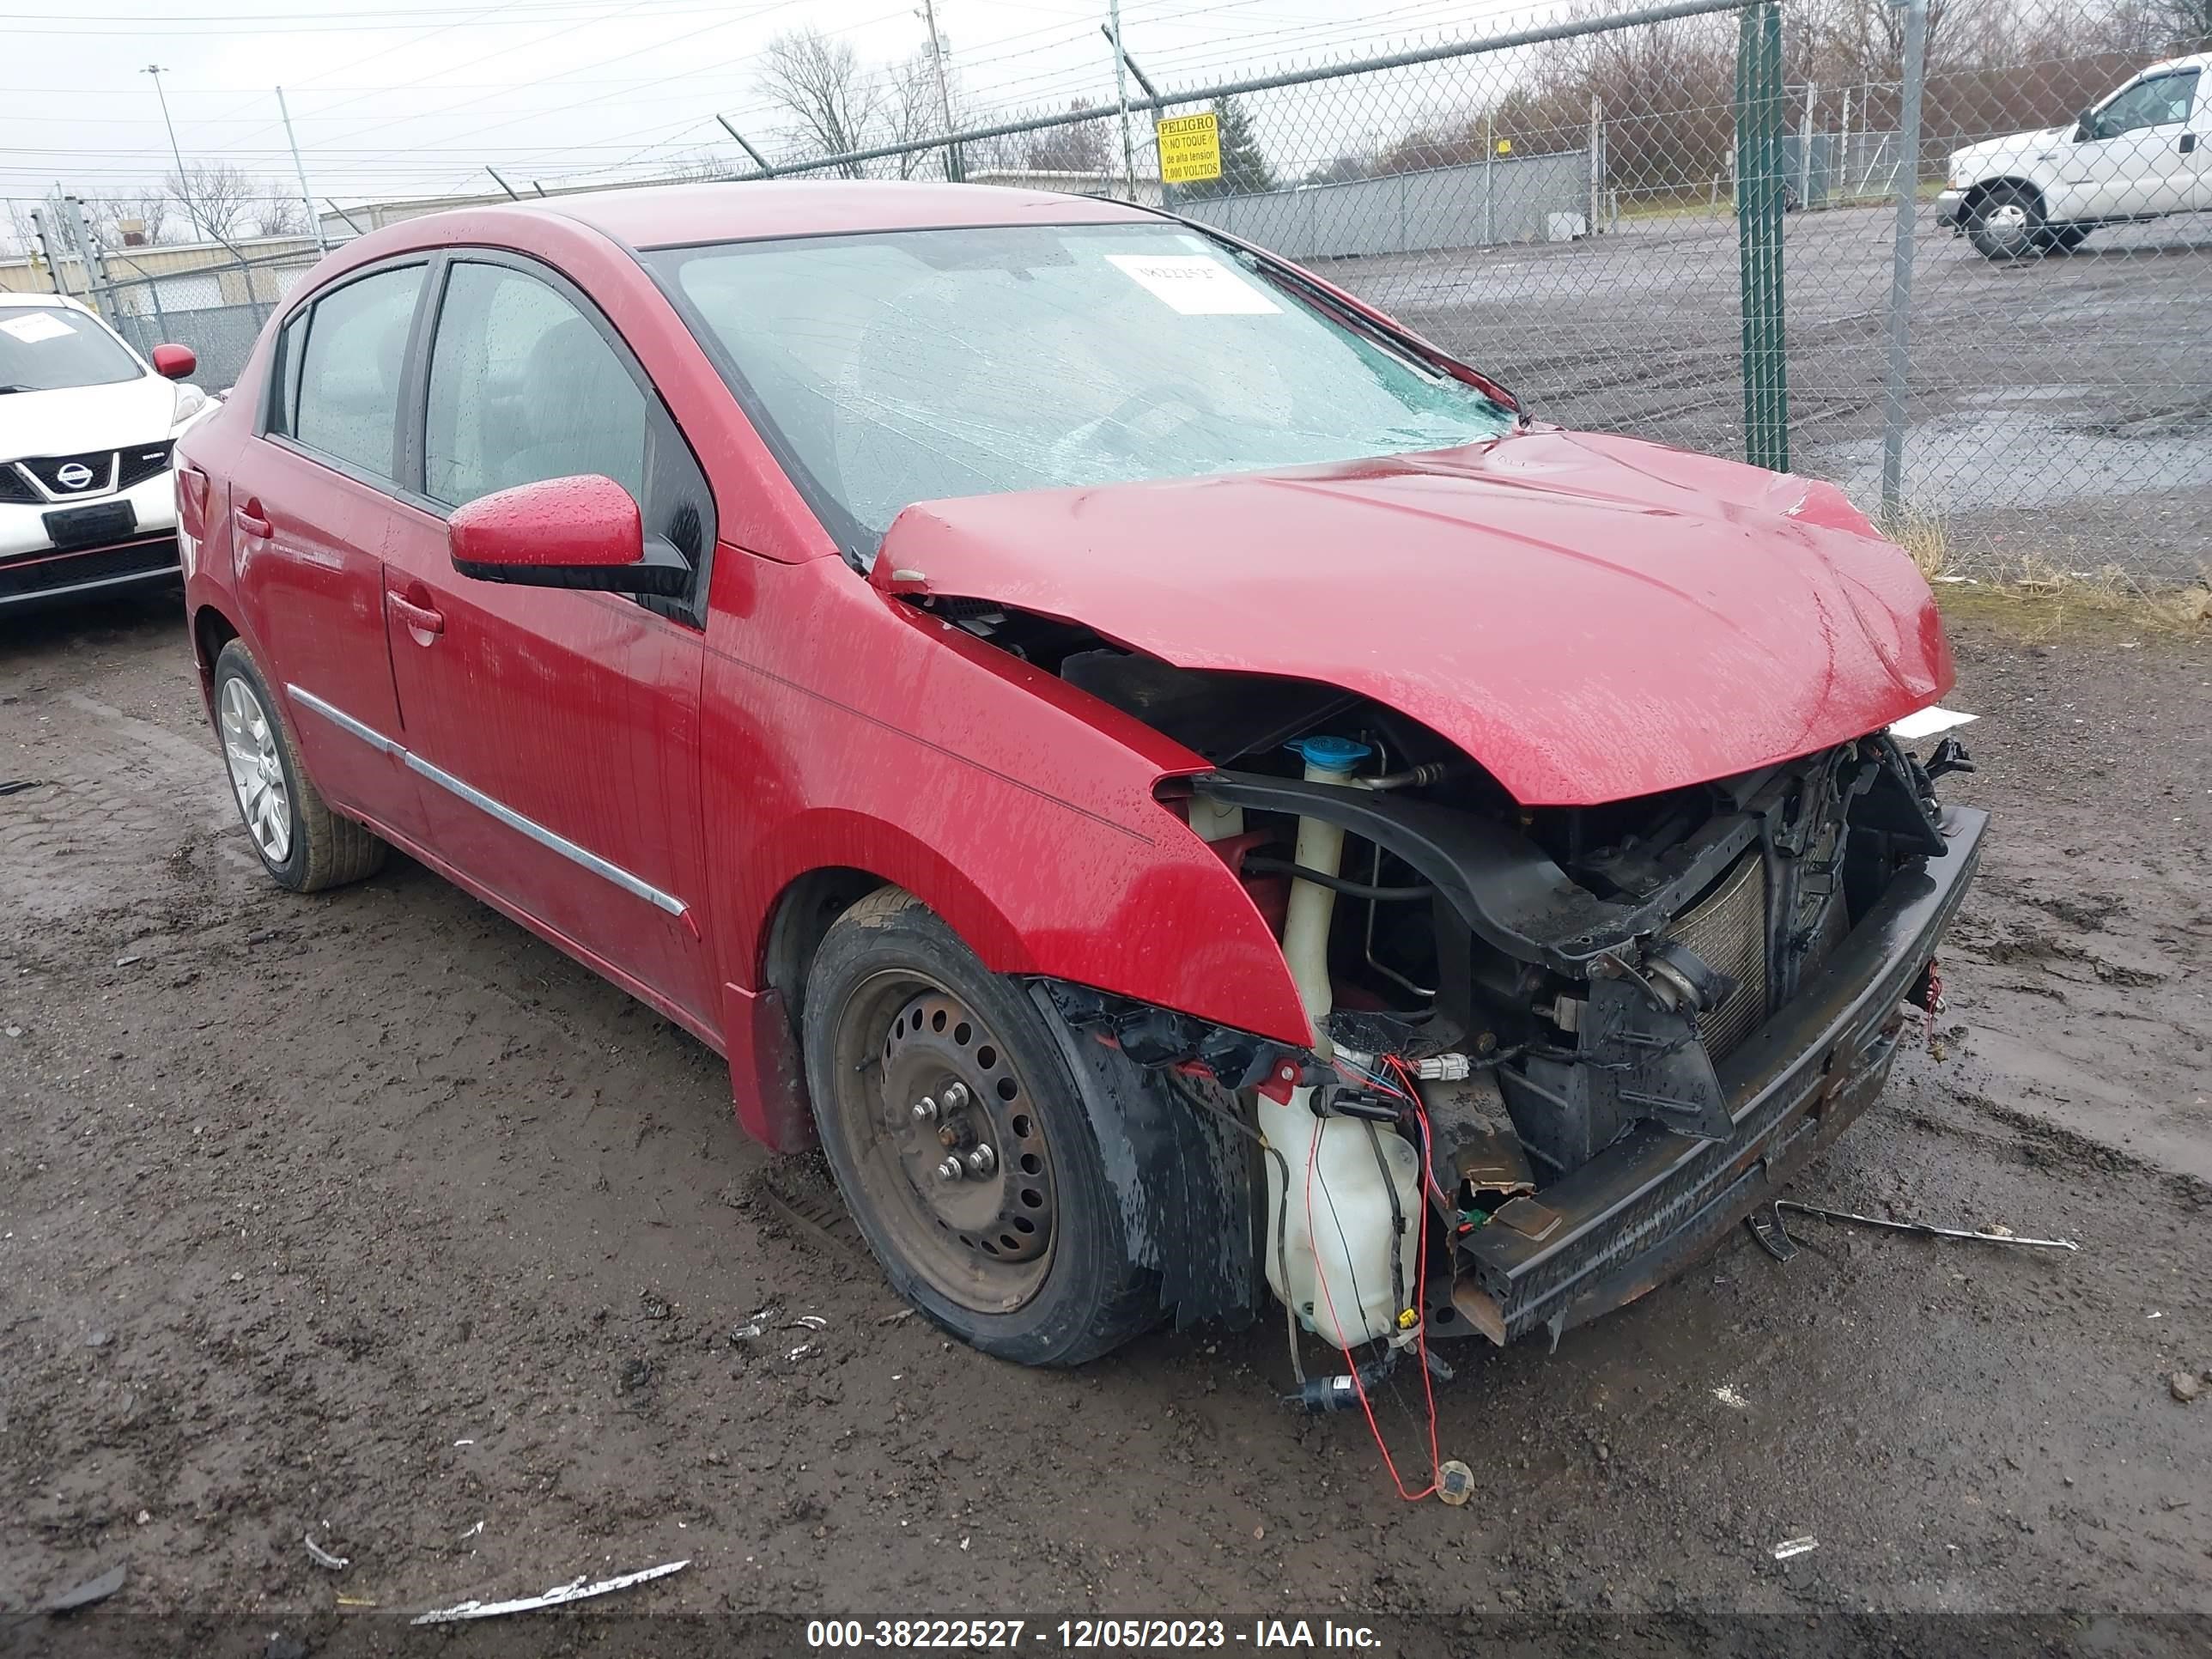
[916,0,960,179]
[142,64,198,239]
[276,87,326,252]
[1108,0,1137,198]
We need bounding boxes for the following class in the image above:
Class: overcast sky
[0,0,1549,219]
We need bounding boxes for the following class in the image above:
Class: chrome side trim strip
[286,683,400,754]
[400,750,688,916]
[285,682,687,919]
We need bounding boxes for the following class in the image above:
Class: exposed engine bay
[924,596,1983,1392]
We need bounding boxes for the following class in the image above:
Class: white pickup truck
[1938,52,2209,258]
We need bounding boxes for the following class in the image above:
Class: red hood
[878,428,1954,805]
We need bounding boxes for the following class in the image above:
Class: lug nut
[964,1144,996,1176]
[936,1156,964,1182]
[942,1081,969,1109]
[911,1095,938,1121]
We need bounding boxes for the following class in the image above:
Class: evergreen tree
[1179,94,1275,198]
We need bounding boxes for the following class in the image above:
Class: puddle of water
[1813,407,2212,512]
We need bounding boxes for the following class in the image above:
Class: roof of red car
[526,180,1157,248]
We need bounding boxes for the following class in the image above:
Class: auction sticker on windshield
[1104,253,1280,316]
[2,311,77,344]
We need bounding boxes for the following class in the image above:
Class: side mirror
[447,474,689,597]
[2075,109,2097,141]
[150,343,197,380]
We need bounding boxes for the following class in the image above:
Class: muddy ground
[3,594,2209,1650]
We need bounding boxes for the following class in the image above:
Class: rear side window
[424,262,647,507]
[288,265,425,480]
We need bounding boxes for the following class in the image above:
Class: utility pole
[1107,0,1137,199]
[27,207,65,295]
[276,87,327,252]
[916,0,962,181]
[143,64,198,239]
[1099,25,1167,205]
[63,195,115,325]
[1878,0,1926,522]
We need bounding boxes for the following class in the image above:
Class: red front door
[380,504,715,1030]
[373,254,719,1032]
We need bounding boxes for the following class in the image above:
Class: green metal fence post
[1735,0,1789,473]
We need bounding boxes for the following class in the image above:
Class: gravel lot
[1329,204,2212,580]
[3,592,2209,1652]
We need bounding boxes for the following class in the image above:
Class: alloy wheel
[219,676,292,865]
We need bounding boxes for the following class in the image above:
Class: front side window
[2093,70,2198,137]
[289,265,425,480]
[0,304,142,393]
[424,262,647,508]
[651,222,1514,553]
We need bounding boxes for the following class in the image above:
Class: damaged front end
[1024,645,1985,1354]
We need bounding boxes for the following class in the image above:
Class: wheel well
[1964,177,2043,216]
[762,866,898,1021]
[191,603,239,704]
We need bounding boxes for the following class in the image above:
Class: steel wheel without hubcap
[219,676,292,864]
[829,973,1060,1315]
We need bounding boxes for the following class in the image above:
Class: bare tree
[2147,0,2212,46]
[1024,101,1110,173]
[83,192,175,249]
[164,162,260,241]
[252,196,308,238]
[884,46,952,178]
[1,198,36,259]
[757,27,884,177]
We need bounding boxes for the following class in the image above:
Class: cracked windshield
[658,222,1515,548]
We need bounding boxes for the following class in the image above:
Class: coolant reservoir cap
[1286,735,1373,772]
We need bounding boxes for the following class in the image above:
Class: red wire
[1302,1054,1442,1503]
[1389,1055,1457,1215]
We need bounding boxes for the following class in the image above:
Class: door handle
[388,592,445,638]
[234,501,271,538]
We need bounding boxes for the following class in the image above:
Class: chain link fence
[729,0,2208,582]
[88,249,319,395]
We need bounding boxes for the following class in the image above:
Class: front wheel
[800,888,1164,1366]
[1967,184,2045,260]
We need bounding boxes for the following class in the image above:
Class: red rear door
[229,261,431,841]
[376,255,716,1031]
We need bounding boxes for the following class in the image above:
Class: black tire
[211,640,386,893]
[2044,223,2091,252]
[800,887,1163,1366]
[1966,183,2045,261]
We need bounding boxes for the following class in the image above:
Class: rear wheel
[800,888,1162,1365]
[211,641,386,892]
[1967,184,2045,260]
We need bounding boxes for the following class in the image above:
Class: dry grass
[1885,507,1954,584]
[1879,505,2210,641]
[1931,559,2212,641]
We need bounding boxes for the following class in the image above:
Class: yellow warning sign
[1156,112,1222,185]
[1496,137,1512,155]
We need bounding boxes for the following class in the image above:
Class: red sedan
[176,182,1983,1375]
